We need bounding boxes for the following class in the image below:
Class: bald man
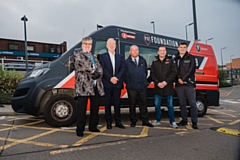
[124,45,153,127]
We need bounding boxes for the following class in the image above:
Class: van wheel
[44,95,77,127]
[188,96,207,117]
[196,96,207,117]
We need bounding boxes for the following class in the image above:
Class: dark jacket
[99,52,125,89]
[174,51,196,87]
[74,48,104,97]
[150,56,177,96]
[124,55,149,90]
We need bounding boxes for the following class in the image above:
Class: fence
[1,58,50,71]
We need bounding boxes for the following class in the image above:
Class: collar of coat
[155,55,172,62]
[176,51,190,59]
[127,55,143,61]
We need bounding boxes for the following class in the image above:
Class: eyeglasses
[83,43,92,45]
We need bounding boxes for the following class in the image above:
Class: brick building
[225,57,240,84]
[0,38,67,62]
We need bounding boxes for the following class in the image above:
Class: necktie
[134,58,137,65]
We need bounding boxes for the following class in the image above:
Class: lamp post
[230,55,234,86]
[150,21,155,34]
[220,47,227,71]
[21,15,28,72]
[205,37,213,44]
[185,22,194,40]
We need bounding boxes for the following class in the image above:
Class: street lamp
[205,37,213,44]
[220,47,227,71]
[150,21,155,34]
[185,22,194,40]
[21,15,28,72]
[230,55,234,86]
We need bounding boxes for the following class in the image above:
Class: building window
[57,47,61,53]
[27,46,34,51]
[50,47,55,53]
[9,44,19,50]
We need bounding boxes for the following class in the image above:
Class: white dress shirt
[131,56,139,65]
[108,51,115,75]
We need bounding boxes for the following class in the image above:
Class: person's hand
[178,78,184,84]
[157,82,164,88]
[162,81,167,87]
[110,77,118,84]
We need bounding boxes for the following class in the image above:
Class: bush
[219,81,231,87]
[0,66,24,104]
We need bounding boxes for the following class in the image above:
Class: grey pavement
[0,104,17,116]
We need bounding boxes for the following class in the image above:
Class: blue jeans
[154,95,175,124]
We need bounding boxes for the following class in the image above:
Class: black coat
[124,55,149,90]
[174,52,196,87]
[150,56,177,96]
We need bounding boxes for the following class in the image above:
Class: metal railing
[1,58,50,71]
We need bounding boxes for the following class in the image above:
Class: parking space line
[0,137,58,150]
[205,116,224,124]
[150,126,187,131]
[7,116,38,121]
[1,129,59,149]
[139,126,149,137]
[0,119,44,132]
[185,124,193,130]
[1,124,75,134]
[50,141,126,155]
[73,127,107,147]
[226,88,234,96]
[211,109,237,118]
[229,119,240,125]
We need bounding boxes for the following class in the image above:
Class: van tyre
[188,96,207,117]
[44,95,77,127]
[196,96,207,117]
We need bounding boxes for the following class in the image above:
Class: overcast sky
[1,0,240,65]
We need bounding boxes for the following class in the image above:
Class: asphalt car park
[0,105,239,160]
[0,86,240,160]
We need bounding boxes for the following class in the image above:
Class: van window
[124,45,157,68]
[94,40,107,56]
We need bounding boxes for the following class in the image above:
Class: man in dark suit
[124,45,153,127]
[99,38,125,129]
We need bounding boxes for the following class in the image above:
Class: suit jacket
[99,52,125,89]
[124,55,149,90]
[74,48,105,97]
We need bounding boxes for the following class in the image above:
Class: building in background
[225,58,240,84]
[0,38,67,62]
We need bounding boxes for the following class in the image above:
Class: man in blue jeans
[150,46,178,128]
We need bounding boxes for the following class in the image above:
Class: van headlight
[28,68,49,78]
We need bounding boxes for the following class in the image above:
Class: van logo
[121,32,136,39]
[144,34,151,46]
[196,44,201,52]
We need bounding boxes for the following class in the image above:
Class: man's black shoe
[89,128,100,132]
[107,123,112,129]
[142,122,154,127]
[192,122,198,129]
[76,132,83,137]
[115,123,125,129]
[130,122,136,127]
[177,120,188,126]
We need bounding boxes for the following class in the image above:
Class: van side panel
[189,42,219,106]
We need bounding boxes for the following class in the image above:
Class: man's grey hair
[82,37,92,43]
